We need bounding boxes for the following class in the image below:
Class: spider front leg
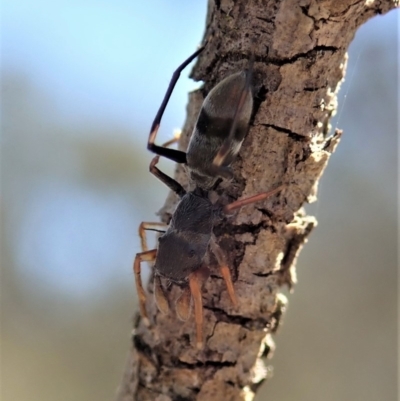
[147,46,205,164]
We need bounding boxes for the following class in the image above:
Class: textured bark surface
[117,1,398,400]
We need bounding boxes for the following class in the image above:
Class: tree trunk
[117,1,398,400]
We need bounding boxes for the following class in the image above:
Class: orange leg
[189,270,205,349]
[210,235,238,306]
[133,249,157,325]
[161,131,181,148]
[175,286,192,321]
[223,185,284,214]
[220,266,238,306]
[151,130,181,154]
[138,222,168,252]
[154,275,169,315]
[149,131,181,156]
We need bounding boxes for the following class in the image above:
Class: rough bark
[117,1,398,400]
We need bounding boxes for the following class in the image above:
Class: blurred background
[1,2,398,401]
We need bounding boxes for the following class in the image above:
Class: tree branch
[116,1,398,400]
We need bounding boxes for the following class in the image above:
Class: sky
[1,1,398,299]
[2,0,207,137]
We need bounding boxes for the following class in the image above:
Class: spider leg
[154,275,169,315]
[138,222,168,252]
[161,129,181,148]
[149,155,186,197]
[148,46,206,164]
[133,249,157,325]
[223,185,284,214]
[175,286,192,321]
[210,235,238,306]
[188,270,204,349]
